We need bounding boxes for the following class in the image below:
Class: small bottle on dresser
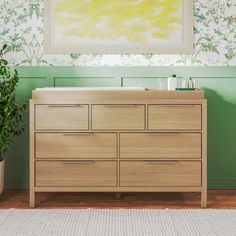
[167,74,177,90]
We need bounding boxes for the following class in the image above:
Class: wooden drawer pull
[62,133,95,136]
[103,105,137,108]
[61,161,95,164]
[48,105,82,108]
[159,105,195,107]
[144,160,179,164]
[147,133,180,136]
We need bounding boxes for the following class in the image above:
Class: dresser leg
[30,191,36,208]
[201,191,207,208]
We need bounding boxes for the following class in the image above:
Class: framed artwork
[44,0,194,54]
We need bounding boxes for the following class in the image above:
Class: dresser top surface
[35,87,146,91]
[31,87,205,102]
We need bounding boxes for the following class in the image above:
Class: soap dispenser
[167,74,177,90]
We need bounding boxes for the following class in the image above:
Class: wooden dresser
[30,88,207,208]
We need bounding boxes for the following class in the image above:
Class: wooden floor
[1,190,236,209]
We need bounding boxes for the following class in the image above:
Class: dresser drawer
[92,105,145,130]
[35,105,89,130]
[36,161,117,187]
[36,133,117,159]
[148,105,201,130]
[120,133,201,159]
[120,161,201,187]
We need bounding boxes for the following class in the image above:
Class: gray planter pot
[0,159,5,195]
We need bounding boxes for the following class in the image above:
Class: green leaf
[0,45,26,156]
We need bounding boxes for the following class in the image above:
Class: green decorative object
[176,88,197,91]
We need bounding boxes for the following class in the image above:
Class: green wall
[5,66,236,189]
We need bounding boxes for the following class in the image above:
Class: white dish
[36,87,146,91]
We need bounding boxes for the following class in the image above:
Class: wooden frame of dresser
[30,90,207,208]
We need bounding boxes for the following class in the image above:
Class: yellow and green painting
[53,0,183,46]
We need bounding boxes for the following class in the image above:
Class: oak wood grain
[30,90,207,208]
[32,90,205,101]
[35,105,89,130]
[36,133,117,159]
[120,133,202,159]
[120,161,201,187]
[36,161,117,187]
[148,104,202,130]
[92,105,145,130]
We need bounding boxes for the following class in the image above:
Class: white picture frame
[44,0,194,54]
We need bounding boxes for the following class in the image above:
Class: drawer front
[36,161,117,187]
[92,105,145,130]
[36,133,117,159]
[35,105,89,130]
[120,161,201,187]
[120,133,201,159]
[148,105,201,130]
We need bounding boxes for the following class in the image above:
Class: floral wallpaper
[0,0,236,66]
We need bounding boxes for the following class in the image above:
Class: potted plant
[0,45,26,194]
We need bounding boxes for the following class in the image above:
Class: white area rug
[0,209,236,236]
